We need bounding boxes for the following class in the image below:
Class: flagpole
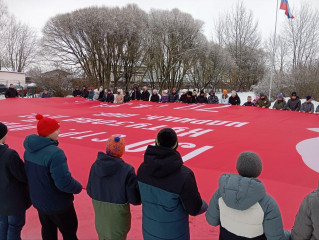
[269,0,280,100]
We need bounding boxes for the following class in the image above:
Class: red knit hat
[36,114,60,137]
[106,135,125,158]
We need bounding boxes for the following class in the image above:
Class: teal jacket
[24,134,82,212]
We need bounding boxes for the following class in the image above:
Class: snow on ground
[0,95,5,100]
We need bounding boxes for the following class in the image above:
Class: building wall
[0,71,26,86]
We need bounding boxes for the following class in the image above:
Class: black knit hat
[156,128,178,149]
[0,122,8,140]
[291,92,297,96]
[236,152,262,178]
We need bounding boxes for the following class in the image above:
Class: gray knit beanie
[236,152,262,178]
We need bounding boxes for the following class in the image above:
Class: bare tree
[215,1,264,91]
[0,0,8,69]
[3,17,38,72]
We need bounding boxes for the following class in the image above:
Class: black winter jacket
[243,102,255,106]
[168,93,180,102]
[105,93,114,103]
[140,91,150,101]
[150,94,160,103]
[131,90,141,100]
[124,95,131,103]
[180,94,187,103]
[0,144,31,215]
[287,98,301,111]
[87,152,141,205]
[72,89,82,97]
[5,88,18,98]
[197,95,208,104]
[229,95,241,105]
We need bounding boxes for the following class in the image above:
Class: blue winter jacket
[24,134,82,212]
[137,145,206,240]
[206,174,291,240]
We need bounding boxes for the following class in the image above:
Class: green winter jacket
[273,100,288,110]
[256,96,271,108]
[92,199,130,240]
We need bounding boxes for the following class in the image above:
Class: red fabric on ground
[0,98,318,239]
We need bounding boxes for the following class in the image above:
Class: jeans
[38,204,78,240]
[0,212,26,240]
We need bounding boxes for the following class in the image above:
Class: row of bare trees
[40,3,265,92]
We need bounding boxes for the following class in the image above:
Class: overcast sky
[4,0,319,41]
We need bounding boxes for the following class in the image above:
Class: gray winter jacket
[287,98,301,111]
[300,102,314,113]
[207,95,219,104]
[206,174,290,240]
[291,185,319,240]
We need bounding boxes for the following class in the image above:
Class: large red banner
[1,97,319,238]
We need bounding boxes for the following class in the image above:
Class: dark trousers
[38,204,78,240]
[0,212,25,240]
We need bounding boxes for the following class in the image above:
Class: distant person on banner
[255,92,271,108]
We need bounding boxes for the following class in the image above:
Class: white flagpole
[269,0,280,100]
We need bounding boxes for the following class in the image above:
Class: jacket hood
[0,144,9,157]
[143,145,183,178]
[218,174,266,210]
[23,134,58,153]
[94,152,123,177]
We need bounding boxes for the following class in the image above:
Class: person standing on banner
[0,122,31,240]
[291,183,319,240]
[131,86,141,100]
[300,96,314,113]
[160,90,169,103]
[5,84,18,98]
[141,86,150,101]
[72,87,82,97]
[168,88,180,102]
[24,114,82,240]
[197,90,208,104]
[287,92,301,111]
[179,89,188,103]
[87,135,141,240]
[206,152,291,240]
[150,89,160,103]
[228,90,241,105]
[255,92,271,108]
[105,89,114,103]
[220,90,229,104]
[137,128,208,240]
[273,93,288,110]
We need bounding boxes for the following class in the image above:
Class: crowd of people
[71,85,319,114]
[0,116,318,240]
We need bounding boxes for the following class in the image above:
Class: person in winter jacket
[197,91,208,104]
[273,93,288,110]
[5,84,18,98]
[186,91,196,104]
[0,123,31,240]
[287,92,301,111]
[300,96,314,113]
[243,96,255,106]
[220,89,229,105]
[161,90,169,103]
[150,89,160,103]
[116,89,124,103]
[292,184,319,240]
[72,87,82,97]
[87,135,141,240]
[41,89,51,98]
[137,128,208,240]
[105,89,114,103]
[141,86,150,101]
[168,88,179,102]
[207,90,219,104]
[24,114,82,240]
[179,89,188,103]
[93,89,100,100]
[97,88,105,101]
[206,152,291,240]
[131,86,141,100]
[124,91,131,103]
[316,105,319,114]
[81,86,88,98]
[229,90,241,105]
[87,88,95,100]
[255,93,271,108]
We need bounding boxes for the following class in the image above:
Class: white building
[0,71,26,87]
